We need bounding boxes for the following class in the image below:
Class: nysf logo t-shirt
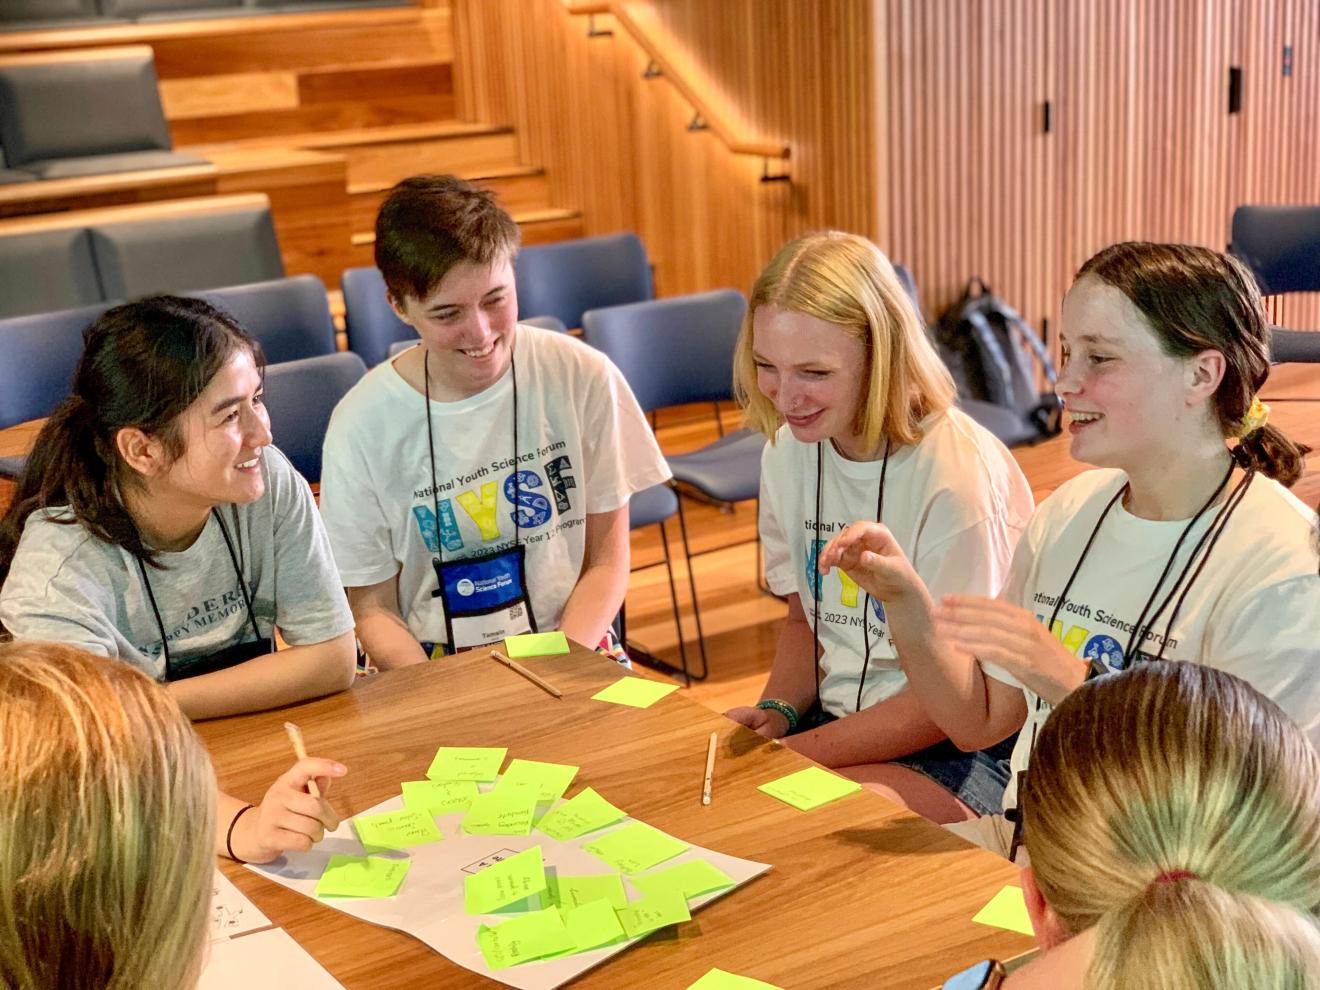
[985,468,1320,810]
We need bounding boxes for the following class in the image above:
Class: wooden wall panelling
[1230,0,1320,331]
[877,0,1056,334]
[450,0,873,300]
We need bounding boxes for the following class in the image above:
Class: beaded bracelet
[226,803,256,863]
[755,698,800,734]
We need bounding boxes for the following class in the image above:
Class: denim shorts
[794,704,1016,817]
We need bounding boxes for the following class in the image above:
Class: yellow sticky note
[757,766,862,811]
[972,884,1035,936]
[314,854,410,898]
[427,746,507,782]
[498,759,579,803]
[546,872,629,910]
[617,888,691,937]
[561,898,625,952]
[353,808,444,852]
[464,846,547,914]
[590,676,680,709]
[583,822,688,874]
[401,779,479,816]
[687,969,785,990]
[477,906,573,969]
[462,781,540,835]
[505,631,570,658]
[536,787,626,840]
[632,859,735,901]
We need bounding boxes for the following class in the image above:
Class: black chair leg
[673,494,710,680]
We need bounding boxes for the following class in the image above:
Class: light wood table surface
[198,644,1033,990]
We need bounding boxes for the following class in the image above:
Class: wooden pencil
[490,649,564,699]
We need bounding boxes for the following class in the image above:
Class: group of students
[0,171,1318,987]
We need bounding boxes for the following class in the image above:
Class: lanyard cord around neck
[424,348,520,563]
[137,507,261,669]
[1043,457,1246,698]
[811,437,892,714]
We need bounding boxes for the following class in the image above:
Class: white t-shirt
[319,325,671,649]
[760,407,1034,717]
[0,446,353,680]
[988,468,1320,809]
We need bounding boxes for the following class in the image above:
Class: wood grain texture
[199,643,1032,990]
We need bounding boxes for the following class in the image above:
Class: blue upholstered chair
[0,228,104,319]
[515,233,652,330]
[581,289,759,681]
[1230,206,1320,363]
[261,352,368,485]
[0,50,205,179]
[89,201,284,299]
[193,275,336,365]
[341,265,409,367]
[0,301,111,480]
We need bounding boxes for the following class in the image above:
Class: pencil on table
[491,649,564,699]
[702,730,717,805]
[283,720,322,798]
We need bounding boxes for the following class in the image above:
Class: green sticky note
[401,779,479,816]
[427,746,507,782]
[757,766,862,811]
[562,898,625,952]
[504,631,571,658]
[617,888,691,937]
[536,787,627,840]
[972,884,1035,936]
[583,822,688,874]
[464,846,548,914]
[476,906,574,969]
[590,676,680,709]
[353,808,444,852]
[498,759,580,803]
[632,859,735,901]
[314,854,411,898]
[462,781,540,835]
[687,969,785,990]
[546,872,629,910]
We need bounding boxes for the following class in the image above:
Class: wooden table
[199,645,1032,990]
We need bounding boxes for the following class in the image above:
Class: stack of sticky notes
[757,766,862,811]
[590,675,680,709]
[504,631,571,657]
[461,759,580,836]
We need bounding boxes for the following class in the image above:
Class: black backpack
[934,278,1063,443]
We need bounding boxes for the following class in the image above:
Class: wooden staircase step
[349,166,550,232]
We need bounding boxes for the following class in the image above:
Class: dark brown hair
[374,174,521,305]
[1077,241,1310,485]
[0,296,259,587]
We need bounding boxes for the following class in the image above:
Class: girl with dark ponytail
[816,242,1320,854]
[0,296,357,723]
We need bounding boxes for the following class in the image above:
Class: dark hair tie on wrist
[226,804,256,863]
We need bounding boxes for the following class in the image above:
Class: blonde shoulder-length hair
[733,231,955,454]
[1023,661,1320,989]
[0,642,215,990]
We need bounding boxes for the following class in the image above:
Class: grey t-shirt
[0,446,354,681]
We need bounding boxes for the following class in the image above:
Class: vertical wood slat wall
[450,0,1320,342]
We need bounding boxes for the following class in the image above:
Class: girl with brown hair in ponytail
[817,242,1320,854]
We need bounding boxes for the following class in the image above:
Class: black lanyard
[423,348,520,563]
[137,507,262,671]
[811,437,891,714]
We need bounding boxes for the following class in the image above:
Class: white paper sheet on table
[246,794,772,990]
[200,928,345,989]
[210,868,272,942]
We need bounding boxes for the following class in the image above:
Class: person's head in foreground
[1014,661,1320,988]
[0,640,214,989]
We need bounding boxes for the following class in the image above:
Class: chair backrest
[515,232,653,330]
[89,202,284,299]
[1230,205,1320,295]
[0,228,104,319]
[192,275,335,365]
[0,0,98,25]
[261,352,368,483]
[341,265,413,367]
[0,48,172,168]
[580,289,748,414]
[0,302,109,429]
[893,262,920,314]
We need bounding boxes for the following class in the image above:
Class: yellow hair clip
[1239,396,1270,436]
